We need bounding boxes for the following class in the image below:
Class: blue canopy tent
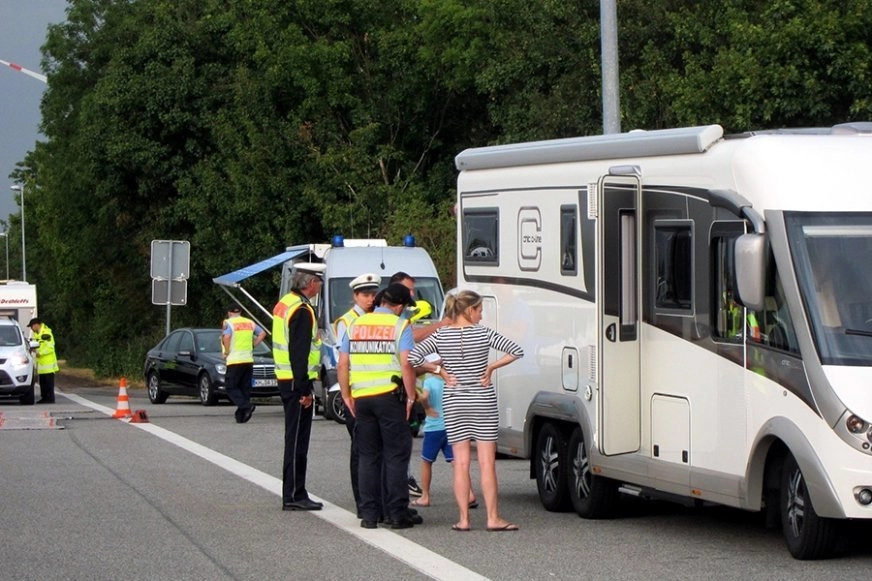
[212,245,312,327]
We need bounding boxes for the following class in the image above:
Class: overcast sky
[0,0,68,229]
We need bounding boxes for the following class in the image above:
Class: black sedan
[143,328,278,405]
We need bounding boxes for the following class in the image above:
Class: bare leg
[452,439,472,528]
[478,440,514,529]
[417,460,433,506]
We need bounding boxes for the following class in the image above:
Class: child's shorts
[421,429,454,463]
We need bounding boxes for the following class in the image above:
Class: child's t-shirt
[422,375,446,433]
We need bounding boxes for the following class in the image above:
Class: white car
[0,318,37,405]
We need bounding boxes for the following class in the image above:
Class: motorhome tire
[146,371,169,404]
[198,373,218,406]
[781,453,839,559]
[535,422,571,512]
[567,427,620,519]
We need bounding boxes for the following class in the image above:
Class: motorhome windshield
[787,213,872,365]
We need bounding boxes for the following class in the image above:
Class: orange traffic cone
[112,378,133,419]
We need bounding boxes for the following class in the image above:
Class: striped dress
[409,325,523,443]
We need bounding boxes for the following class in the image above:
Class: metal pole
[10,184,25,281]
[1,233,8,280]
[166,241,173,336]
[600,0,621,134]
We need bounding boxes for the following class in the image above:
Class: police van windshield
[327,277,444,329]
[787,212,872,365]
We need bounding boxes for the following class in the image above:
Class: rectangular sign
[151,240,190,280]
[151,279,187,305]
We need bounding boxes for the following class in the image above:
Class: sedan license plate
[253,378,277,387]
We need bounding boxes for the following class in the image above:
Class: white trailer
[0,281,37,337]
[455,123,872,559]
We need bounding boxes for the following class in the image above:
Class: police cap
[349,273,381,293]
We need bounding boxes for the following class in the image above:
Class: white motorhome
[215,236,444,420]
[455,123,872,559]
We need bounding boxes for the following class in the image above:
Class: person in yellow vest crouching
[28,318,59,404]
[222,304,267,423]
[274,263,325,512]
[338,283,419,530]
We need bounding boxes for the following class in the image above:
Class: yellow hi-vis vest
[33,323,59,375]
[333,306,362,341]
[224,316,256,365]
[348,312,408,398]
[272,292,320,381]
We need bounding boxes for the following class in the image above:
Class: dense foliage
[8,0,872,376]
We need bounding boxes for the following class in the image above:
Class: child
[411,373,477,508]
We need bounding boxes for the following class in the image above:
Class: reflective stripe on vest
[225,316,255,365]
[348,313,407,398]
[272,292,319,380]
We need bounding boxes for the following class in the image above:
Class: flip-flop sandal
[410,499,430,507]
[486,523,519,532]
[451,524,471,532]
[468,500,479,509]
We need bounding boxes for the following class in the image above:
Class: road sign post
[151,240,190,335]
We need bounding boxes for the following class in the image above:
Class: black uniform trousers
[281,379,314,504]
[38,372,56,403]
[355,392,412,522]
[346,414,390,517]
[225,362,253,419]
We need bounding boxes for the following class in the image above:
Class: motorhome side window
[560,205,578,275]
[653,222,692,311]
[711,224,744,342]
[463,209,499,264]
[749,262,800,354]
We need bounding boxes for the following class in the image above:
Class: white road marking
[61,391,489,581]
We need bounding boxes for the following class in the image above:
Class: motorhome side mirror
[734,233,766,311]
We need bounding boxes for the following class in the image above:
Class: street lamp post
[0,232,8,280]
[9,184,25,281]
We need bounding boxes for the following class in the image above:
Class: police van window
[711,223,744,342]
[653,221,692,311]
[463,209,499,264]
[560,205,578,275]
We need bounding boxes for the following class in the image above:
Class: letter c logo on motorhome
[518,208,542,271]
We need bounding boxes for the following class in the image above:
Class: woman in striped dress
[409,290,523,532]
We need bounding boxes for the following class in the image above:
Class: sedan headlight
[216,364,227,376]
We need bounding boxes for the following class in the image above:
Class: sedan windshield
[787,212,872,365]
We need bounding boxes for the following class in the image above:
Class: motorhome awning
[212,246,308,287]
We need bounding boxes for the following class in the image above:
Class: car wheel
[199,373,218,406]
[327,390,346,424]
[20,381,35,405]
[147,371,169,404]
[535,422,571,512]
[781,453,840,559]
[567,427,620,519]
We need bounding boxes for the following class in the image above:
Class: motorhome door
[597,175,641,455]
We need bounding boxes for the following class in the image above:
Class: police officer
[28,318,58,404]
[222,303,267,423]
[338,283,418,529]
[273,263,325,511]
[334,272,381,516]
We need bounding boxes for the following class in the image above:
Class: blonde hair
[444,289,482,320]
